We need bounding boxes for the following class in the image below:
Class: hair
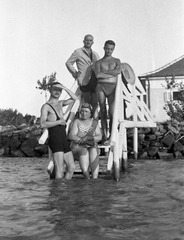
[50,81,61,86]
[49,82,62,91]
[104,40,115,47]
[80,103,93,117]
[84,34,93,41]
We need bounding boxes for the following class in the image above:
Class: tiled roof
[138,55,184,79]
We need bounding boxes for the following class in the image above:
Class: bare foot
[101,138,111,146]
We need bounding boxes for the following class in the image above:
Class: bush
[0,108,36,127]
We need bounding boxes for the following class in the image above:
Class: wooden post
[113,142,120,182]
[122,125,128,170]
[131,82,138,160]
[108,77,122,180]
[147,78,151,109]
[107,145,114,174]
[133,127,138,160]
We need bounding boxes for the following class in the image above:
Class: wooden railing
[39,63,156,181]
[106,63,156,181]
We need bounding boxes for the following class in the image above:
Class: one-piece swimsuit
[47,103,70,153]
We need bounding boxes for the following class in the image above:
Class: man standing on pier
[40,82,77,179]
[94,40,121,145]
[65,34,100,118]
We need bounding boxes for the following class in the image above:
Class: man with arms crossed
[66,34,100,118]
[94,40,121,145]
[40,82,78,179]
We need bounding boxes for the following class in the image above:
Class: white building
[138,55,184,122]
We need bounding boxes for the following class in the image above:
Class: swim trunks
[96,82,116,97]
[47,103,71,154]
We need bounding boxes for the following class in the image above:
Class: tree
[0,108,24,126]
[163,77,184,121]
[36,72,57,101]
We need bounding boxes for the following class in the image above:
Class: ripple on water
[0,157,184,239]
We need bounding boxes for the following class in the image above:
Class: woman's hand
[78,135,95,146]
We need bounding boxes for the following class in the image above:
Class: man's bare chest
[47,104,64,120]
[101,60,116,70]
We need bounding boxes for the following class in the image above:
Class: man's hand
[58,119,66,125]
[73,71,79,79]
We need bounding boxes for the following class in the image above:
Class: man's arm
[94,60,113,79]
[40,105,65,128]
[62,85,78,106]
[65,50,79,79]
[102,58,121,76]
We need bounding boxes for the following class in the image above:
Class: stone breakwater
[1,121,184,159]
[0,124,47,158]
[127,121,184,159]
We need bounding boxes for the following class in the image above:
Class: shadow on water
[0,157,184,240]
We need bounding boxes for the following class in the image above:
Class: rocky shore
[0,124,47,158]
[127,121,184,159]
[0,120,184,159]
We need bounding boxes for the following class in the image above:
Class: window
[164,91,183,102]
[164,92,172,102]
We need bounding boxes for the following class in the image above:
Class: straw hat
[121,63,136,85]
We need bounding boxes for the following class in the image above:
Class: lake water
[0,156,184,240]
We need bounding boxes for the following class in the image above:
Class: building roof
[138,55,184,80]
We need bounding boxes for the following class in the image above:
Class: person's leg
[53,152,65,179]
[97,90,108,142]
[107,90,115,136]
[89,147,99,179]
[79,148,90,179]
[91,92,99,119]
[64,151,75,180]
[82,92,91,104]
[72,146,90,179]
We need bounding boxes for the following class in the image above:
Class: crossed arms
[94,58,121,79]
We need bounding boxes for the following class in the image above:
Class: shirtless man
[94,40,121,144]
[40,82,78,179]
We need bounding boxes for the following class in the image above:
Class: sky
[0,0,184,117]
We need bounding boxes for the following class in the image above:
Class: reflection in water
[0,157,184,239]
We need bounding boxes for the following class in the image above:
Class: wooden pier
[41,62,157,181]
[73,156,110,178]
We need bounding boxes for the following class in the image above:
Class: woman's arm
[94,124,102,142]
[69,120,81,143]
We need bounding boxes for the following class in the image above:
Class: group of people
[66,34,121,143]
[40,34,121,180]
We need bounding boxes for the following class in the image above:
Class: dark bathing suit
[96,82,116,97]
[80,71,98,93]
[47,103,71,154]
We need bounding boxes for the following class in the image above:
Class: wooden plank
[120,120,156,128]
[73,156,109,175]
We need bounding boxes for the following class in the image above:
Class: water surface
[0,157,184,240]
